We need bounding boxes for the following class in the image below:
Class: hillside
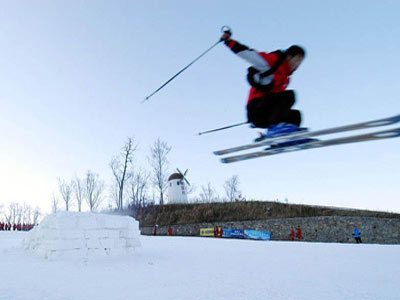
[138,201,400,227]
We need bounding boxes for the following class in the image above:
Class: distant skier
[352,228,362,244]
[220,31,306,140]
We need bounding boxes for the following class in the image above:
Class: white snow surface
[23,212,141,260]
[1,231,399,300]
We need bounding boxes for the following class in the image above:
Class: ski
[214,114,400,156]
[220,127,400,164]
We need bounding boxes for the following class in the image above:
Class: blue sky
[1,1,399,213]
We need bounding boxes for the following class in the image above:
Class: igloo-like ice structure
[23,212,141,260]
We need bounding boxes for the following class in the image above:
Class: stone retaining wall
[141,216,400,244]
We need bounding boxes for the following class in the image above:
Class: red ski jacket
[225,39,292,104]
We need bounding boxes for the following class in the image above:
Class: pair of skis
[213,114,400,163]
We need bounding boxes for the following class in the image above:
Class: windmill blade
[183,169,190,185]
[176,168,183,176]
[177,168,190,185]
[183,177,190,186]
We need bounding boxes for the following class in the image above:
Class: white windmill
[167,168,190,204]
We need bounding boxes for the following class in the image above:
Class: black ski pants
[246,90,301,129]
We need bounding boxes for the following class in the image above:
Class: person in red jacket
[289,228,295,241]
[296,226,302,241]
[221,31,307,140]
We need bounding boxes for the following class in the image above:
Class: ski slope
[0,231,399,300]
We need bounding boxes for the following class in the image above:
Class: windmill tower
[167,168,190,204]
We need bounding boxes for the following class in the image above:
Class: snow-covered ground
[1,231,399,300]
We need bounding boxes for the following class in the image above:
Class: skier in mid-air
[220,31,306,140]
[142,27,400,163]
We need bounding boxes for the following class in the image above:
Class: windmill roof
[168,173,183,181]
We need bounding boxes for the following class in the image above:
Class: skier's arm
[223,38,270,71]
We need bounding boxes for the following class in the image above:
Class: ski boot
[254,123,307,142]
[265,123,302,138]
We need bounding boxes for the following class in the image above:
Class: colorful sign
[244,229,271,241]
[200,228,215,237]
[222,228,245,238]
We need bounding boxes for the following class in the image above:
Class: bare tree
[58,178,73,211]
[129,169,150,210]
[15,204,23,225]
[51,193,60,213]
[224,175,241,202]
[149,138,171,205]
[2,203,40,226]
[32,207,41,224]
[22,203,32,225]
[4,202,20,225]
[2,208,9,224]
[0,204,6,223]
[110,137,137,210]
[72,176,85,212]
[3,208,11,224]
[85,170,105,212]
[199,183,219,203]
[186,184,197,202]
[110,181,120,210]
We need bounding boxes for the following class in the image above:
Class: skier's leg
[286,109,302,127]
[247,96,277,128]
[248,91,306,140]
[255,91,301,138]
[248,91,296,127]
[248,96,280,141]
[247,99,265,127]
[274,90,297,124]
[263,92,292,125]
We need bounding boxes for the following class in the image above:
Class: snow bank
[23,212,141,260]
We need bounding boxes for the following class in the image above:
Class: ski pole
[142,26,232,103]
[198,121,248,136]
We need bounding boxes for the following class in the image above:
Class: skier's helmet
[286,45,306,58]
